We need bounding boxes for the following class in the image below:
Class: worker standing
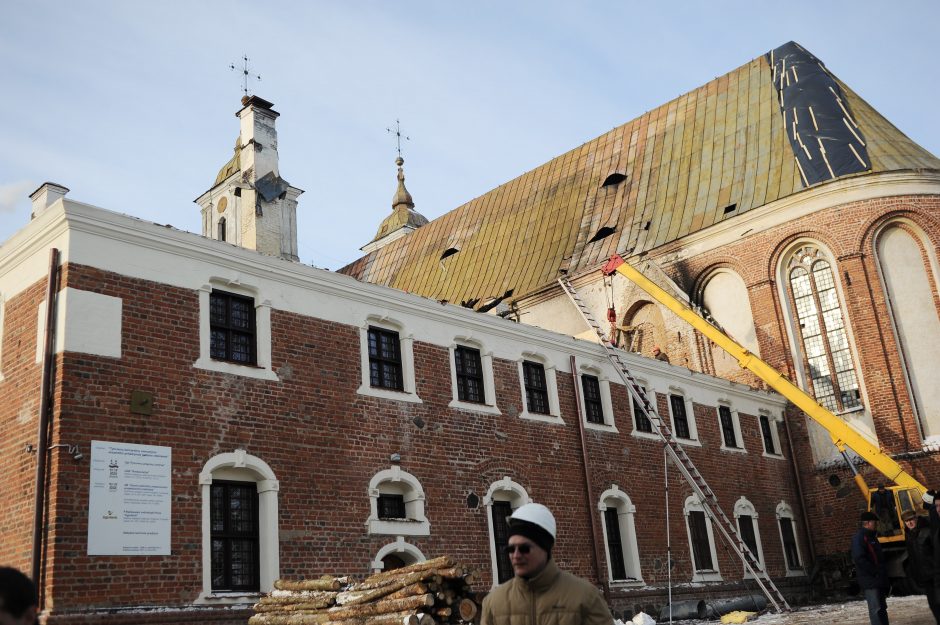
[902,509,940,623]
[853,510,890,625]
[481,503,611,625]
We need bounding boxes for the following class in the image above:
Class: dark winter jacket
[905,516,936,585]
[852,526,888,590]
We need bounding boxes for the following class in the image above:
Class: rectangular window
[210,290,257,365]
[738,515,759,561]
[688,510,714,571]
[719,406,738,448]
[455,346,485,403]
[633,387,653,433]
[523,361,549,415]
[377,493,406,520]
[604,508,627,580]
[491,501,514,583]
[671,394,691,439]
[760,415,777,454]
[368,327,404,390]
[211,481,259,592]
[780,518,801,569]
[582,375,604,424]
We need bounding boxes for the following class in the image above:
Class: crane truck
[600,254,926,587]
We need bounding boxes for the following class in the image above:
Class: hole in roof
[440,247,460,260]
[602,172,627,187]
[643,221,651,231]
[588,226,616,244]
[723,203,737,215]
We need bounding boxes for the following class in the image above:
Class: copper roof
[339,43,940,306]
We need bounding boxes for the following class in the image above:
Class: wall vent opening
[588,226,616,244]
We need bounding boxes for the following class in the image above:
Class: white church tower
[196,96,303,260]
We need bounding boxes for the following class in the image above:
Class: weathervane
[230,55,261,97]
[387,119,410,159]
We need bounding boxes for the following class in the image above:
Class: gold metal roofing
[340,44,940,306]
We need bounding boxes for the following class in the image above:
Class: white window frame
[668,386,700,445]
[684,495,721,582]
[579,363,616,432]
[630,378,660,441]
[357,315,422,403]
[776,501,805,576]
[366,465,430,536]
[717,400,745,453]
[370,538,427,573]
[483,477,529,588]
[598,485,643,586]
[517,352,562,424]
[194,281,277,381]
[759,409,784,458]
[448,337,499,415]
[196,449,279,604]
[733,496,765,578]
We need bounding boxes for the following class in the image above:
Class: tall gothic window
[786,245,861,413]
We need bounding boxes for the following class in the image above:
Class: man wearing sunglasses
[481,503,612,625]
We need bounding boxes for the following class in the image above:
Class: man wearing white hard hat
[481,502,612,625]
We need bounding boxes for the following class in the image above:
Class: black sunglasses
[503,543,532,555]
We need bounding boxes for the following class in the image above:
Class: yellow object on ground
[720,611,756,624]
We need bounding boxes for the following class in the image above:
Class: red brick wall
[1,260,806,622]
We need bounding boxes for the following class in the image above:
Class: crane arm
[602,254,924,494]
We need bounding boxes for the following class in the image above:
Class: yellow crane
[601,254,925,552]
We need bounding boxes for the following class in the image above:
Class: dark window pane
[689,510,713,571]
[210,480,259,591]
[780,518,801,569]
[491,501,514,583]
[367,327,404,390]
[582,375,604,424]
[523,361,549,414]
[738,515,758,561]
[760,416,777,454]
[378,494,406,520]
[209,291,256,365]
[456,347,485,403]
[604,507,627,580]
[671,395,690,439]
[633,387,653,433]
[719,406,737,447]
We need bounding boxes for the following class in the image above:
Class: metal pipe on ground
[705,595,769,617]
[659,599,706,621]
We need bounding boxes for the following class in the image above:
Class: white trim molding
[357,315,422,403]
[366,465,429,536]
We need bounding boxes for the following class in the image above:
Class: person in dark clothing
[902,509,940,623]
[0,566,38,625]
[852,510,889,625]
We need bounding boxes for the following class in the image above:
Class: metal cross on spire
[386,119,410,159]
[230,55,261,97]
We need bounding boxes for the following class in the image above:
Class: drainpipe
[570,356,610,604]
[32,248,60,592]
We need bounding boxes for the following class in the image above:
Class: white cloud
[0,181,34,214]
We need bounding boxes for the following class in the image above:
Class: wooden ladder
[558,277,791,613]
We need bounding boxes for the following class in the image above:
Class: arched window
[733,497,765,577]
[622,301,666,355]
[366,466,429,536]
[370,538,427,573]
[700,270,760,376]
[775,502,804,575]
[483,477,529,586]
[197,450,279,603]
[598,486,643,584]
[875,222,940,439]
[784,244,861,413]
[217,217,227,242]
[683,495,721,582]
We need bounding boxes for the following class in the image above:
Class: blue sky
[1,1,937,269]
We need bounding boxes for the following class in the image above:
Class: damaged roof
[339,42,940,307]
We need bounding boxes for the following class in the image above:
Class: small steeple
[361,155,428,253]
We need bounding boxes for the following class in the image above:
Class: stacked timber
[249,556,481,625]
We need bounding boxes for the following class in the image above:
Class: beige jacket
[481,560,612,625]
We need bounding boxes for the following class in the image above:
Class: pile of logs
[249,556,482,625]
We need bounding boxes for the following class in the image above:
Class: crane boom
[602,254,925,495]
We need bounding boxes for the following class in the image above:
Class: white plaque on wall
[87,440,171,555]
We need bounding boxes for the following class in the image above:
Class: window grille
[210,481,259,591]
[210,290,257,365]
[368,327,404,390]
[582,375,604,424]
[522,361,549,414]
[455,346,484,403]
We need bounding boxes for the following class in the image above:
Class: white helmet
[509,503,557,539]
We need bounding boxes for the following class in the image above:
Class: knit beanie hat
[508,518,555,555]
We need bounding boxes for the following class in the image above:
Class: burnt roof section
[339,42,940,307]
